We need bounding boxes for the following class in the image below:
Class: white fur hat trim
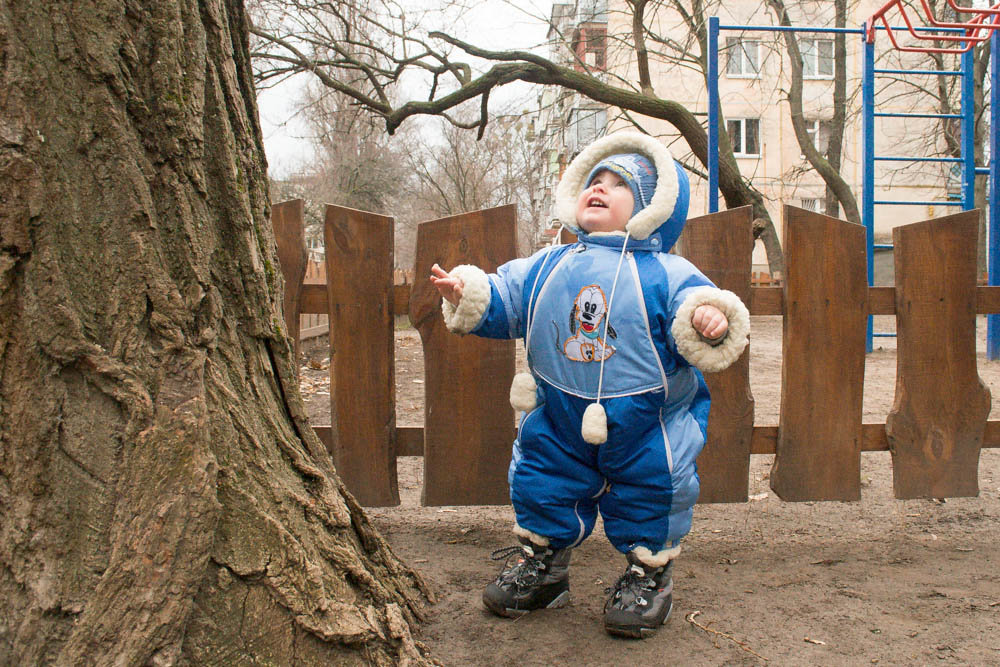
[554,131,679,240]
[581,402,608,445]
[631,544,682,567]
[509,372,538,412]
[671,286,750,373]
[440,264,490,334]
[513,524,550,547]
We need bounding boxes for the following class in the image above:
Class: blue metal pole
[862,26,876,353]
[962,47,975,212]
[708,16,720,213]
[989,33,1000,359]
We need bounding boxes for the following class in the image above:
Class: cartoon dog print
[563,284,617,362]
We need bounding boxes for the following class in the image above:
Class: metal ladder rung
[874,112,963,119]
[874,199,965,206]
[874,155,962,163]
[873,67,962,76]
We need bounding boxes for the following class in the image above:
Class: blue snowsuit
[464,163,723,557]
[441,133,748,562]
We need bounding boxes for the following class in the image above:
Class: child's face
[575,169,634,234]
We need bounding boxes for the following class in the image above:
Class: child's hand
[692,304,728,340]
[430,263,464,306]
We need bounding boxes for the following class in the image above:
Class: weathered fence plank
[273,199,999,507]
[887,212,990,498]
[677,206,755,503]
[324,205,399,506]
[771,206,868,501]
[272,199,307,360]
[409,205,517,506]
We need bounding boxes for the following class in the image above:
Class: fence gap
[324,204,399,506]
[677,206,755,502]
[408,205,517,506]
[772,206,867,501]
[887,211,989,498]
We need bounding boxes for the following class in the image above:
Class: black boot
[482,538,571,617]
[603,553,674,638]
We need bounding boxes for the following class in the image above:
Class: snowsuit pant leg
[508,402,605,550]
[597,406,704,556]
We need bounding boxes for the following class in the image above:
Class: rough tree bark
[0,1,432,664]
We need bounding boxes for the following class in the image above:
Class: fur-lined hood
[554,132,690,250]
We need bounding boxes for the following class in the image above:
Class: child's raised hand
[430,263,464,306]
[692,304,728,340]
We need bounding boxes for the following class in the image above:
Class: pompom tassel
[581,402,608,445]
[509,372,538,412]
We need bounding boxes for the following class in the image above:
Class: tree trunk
[0,1,432,664]
[767,0,860,227]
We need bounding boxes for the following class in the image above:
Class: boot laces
[490,545,547,591]
[604,564,656,611]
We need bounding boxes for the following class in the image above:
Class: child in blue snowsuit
[430,131,749,638]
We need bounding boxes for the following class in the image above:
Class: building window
[800,197,822,212]
[726,38,761,78]
[568,108,606,155]
[577,0,608,23]
[801,38,834,78]
[727,118,761,157]
[588,31,606,69]
[572,26,607,71]
[801,119,830,157]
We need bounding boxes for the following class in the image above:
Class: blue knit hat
[585,153,658,218]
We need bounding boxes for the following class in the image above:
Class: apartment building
[534,1,977,270]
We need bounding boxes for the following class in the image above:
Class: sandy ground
[299,316,1000,666]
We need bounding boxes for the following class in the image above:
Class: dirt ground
[300,316,1000,666]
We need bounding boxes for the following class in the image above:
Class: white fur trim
[440,264,490,334]
[554,132,679,240]
[513,524,550,547]
[631,545,682,567]
[671,287,750,373]
[509,372,538,412]
[581,402,608,445]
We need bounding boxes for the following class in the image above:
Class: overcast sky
[256,0,551,178]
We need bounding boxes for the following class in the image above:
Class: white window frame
[727,118,761,157]
[801,38,834,79]
[800,119,829,158]
[726,38,761,79]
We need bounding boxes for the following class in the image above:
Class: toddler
[430,131,749,638]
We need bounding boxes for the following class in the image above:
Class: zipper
[658,408,675,473]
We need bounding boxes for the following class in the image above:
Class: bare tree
[249,0,787,274]
[766,0,860,223]
[402,115,544,254]
[0,1,432,663]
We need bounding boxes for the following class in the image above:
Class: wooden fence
[272,199,1000,507]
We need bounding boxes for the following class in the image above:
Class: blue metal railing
[705,18,997,356]
[862,34,876,349]
[989,33,1000,359]
[861,30,978,350]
